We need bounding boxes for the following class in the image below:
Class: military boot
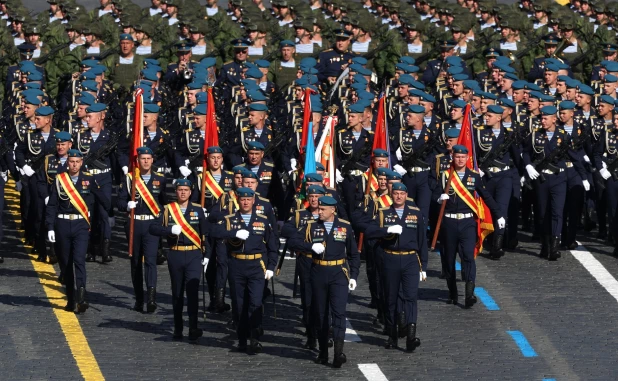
[332,339,347,368]
[86,242,96,262]
[188,315,203,343]
[489,234,504,260]
[549,236,561,261]
[397,311,406,338]
[48,243,58,264]
[101,239,112,263]
[406,323,421,352]
[76,287,89,313]
[384,325,398,349]
[539,235,550,258]
[446,279,458,305]
[247,328,263,355]
[146,287,157,313]
[315,345,328,364]
[464,281,477,308]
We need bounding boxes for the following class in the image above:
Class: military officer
[240,141,275,197]
[218,39,249,87]
[315,29,357,83]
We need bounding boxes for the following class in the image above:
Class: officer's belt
[384,249,417,255]
[57,213,85,220]
[89,168,111,174]
[313,258,346,266]
[408,167,430,173]
[348,170,364,176]
[565,162,574,168]
[445,213,473,219]
[231,253,262,260]
[487,165,510,173]
[298,252,312,258]
[170,245,200,251]
[133,215,156,220]
[541,168,565,174]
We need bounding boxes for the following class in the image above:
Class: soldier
[239,139,275,197]
[46,149,110,313]
[149,178,209,342]
[289,196,360,367]
[365,182,427,351]
[315,29,356,84]
[212,187,278,354]
[218,39,248,87]
[267,40,299,89]
[105,34,145,92]
[118,147,168,313]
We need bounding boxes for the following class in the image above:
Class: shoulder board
[53,128,60,132]
[45,153,54,158]
[154,172,164,176]
[338,128,346,133]
[469,169,479,174]
[256,214,268,219]
[558,128,566,133]
[436,153,444,158]
[473,124,483,129]
[407,205,420,210]
[82,171,93,176]
[258,195,269,202]
[367,131,374,135]
[406,197,415,202]
[161,129,169,134]
[223,60,233,65]
[378,207,389,211]
[264,161,274,167]
[224,214,235,219]
[241,127,250,131]
[323,49,333,52]
[505,128,513,132]
[338,218,351,225]
[224,170,233,175]
[191,203,202,207]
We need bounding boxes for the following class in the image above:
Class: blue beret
[196,92,207,104]
[247,141,265,151]
[557,75,570,83]
[386,170,402,180]
[145,58,160,66]
[452,73,469,81]
[24,94,41,105]
[376,168,390,177]
[138,82,152,91]
[351,82,366,92]
[445,128,460,138]
[452,145,468,154]
[242,170,258,179]
[241,79,259,90]
[353,74,368,85]
[300,57,317,68]
[120,33,134,41]
[409,80,425,90]
[357,66,373,76]
[253,59,270,68]
[187,80,205,90]
[86,103,107,113]
[577,84,594,95]
[348,103,366,113]
[398,74,415,85]
[349,63,364,73]
[399,56,416,65]
[452,99,467,109]
[175,178,192,188]
[352,57,368,65]
[80,59,99,68]
[504,72,519,81]
[312,101,323,113]
[373,149,388,157]
[307,185,326,195]
[498,98,516,109]
[200,57,216,68]
[175,41,194,52]
[144,103,160,113]
[24,82,41,89]
[559,100,576,110]
[81,80,98,92]
[545,63,559,72]
[480,91,497,100]
[67,149,83,158]
[487,105,504,114]
[540,106,557,115]
[35,106,55,116]
[137,146,154,155]
[318,196,338,206]
[605,74,618,83]
[305,173,323,182]
[419,92,436,103]
[334,29,352,39]
[528,91,544,100]
[249,103,268,112]
[194,104,207,115]
[19,61,36,72]
[447,66,464,75]
[22,89,43,98]
[80,70,97,80]
[355,90,373,102]
[395,63,413,73]
[55,131,72,142]
[207,146,223,154]
[512,80,528,90]
[141,69,158,81]
[606,61,618,72]
[600,95,616,105]
[391,182,408,192]
[408,104,425,114]
[445,56,463,66]
[279,39,295,47]
[28,72,43,81]
[463,80,480,90]
[245,67,263,79]
[315,162,325,171]
[232,166,247,175]
[539,93,555,102]
[247,90,267,102]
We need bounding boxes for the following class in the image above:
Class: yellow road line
[5,182,105,381]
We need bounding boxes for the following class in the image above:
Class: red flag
[456,104,494,256]
[204,87,219,149]
[129,88,144,171]
[299,88,312,155]
[372,95,387,153]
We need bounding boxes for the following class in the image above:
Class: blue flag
[303,122,316,175]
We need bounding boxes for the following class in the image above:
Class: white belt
[196,166,203,172]
[155,167,172,174]
[133,215,155,220]
[410,167,430,172]
[445,213,473,219]
[487,166,510,172]
[565,162,574,168]
[57,214,84,220]
[348,169,363,176]
[541,168,564,174]
[89,168,110,174]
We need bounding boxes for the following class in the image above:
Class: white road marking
[571,246,618,303]
[345,318,361,342]
[358,364,389,381]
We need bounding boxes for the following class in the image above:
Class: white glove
[108,217,115,228]
[179,166,192,177]
[387,225,403,235]
[122,166,128,175]
[336,169,344,183]
[479,169,485,178]
[582,179,590,191]
[0,171,7,182]
[265,270,274,280]
[202,208,208,215]
[437,193,449,204]
[201,257,209,273]
[127,201,138,211]
[600,168,611,180]
[583,155,591,163]
[312,243,325,254]
[15,180,22,192]
[47,230,56,243]
[497,217,506,229]
[45,196,49,205]
[393,164,407,176]
[520,176,525,187]
[348,279,357,291]
[290,158,297,171]
[235,229,250,240]
[171,224,182,235]
[525,164,540,180]
[419,271,427,282]
[396,148,402,161]
[21,165,34,177]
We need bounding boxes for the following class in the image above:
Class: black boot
[64,297,75,312]
[384,325,398,349]
[76,287,89,313]
[156,242,167,265]
[86,243,96,262]
[101,239,112,263]
[332,340,347,368]
[134,290,144,312]
[173,322,183,341]
[147,287,157,313]
[0,256,3,264]
[464,281,477,309]
[406,323,421,352]
[549,236,561,261]
[397,311,406,338]
[489,234,504,260]
[247,329,263,355]
[315,346,328,364]
[539,235,550,258]
[304,326,317,349]
[215,288,229,313]
[446,279,458,305]
[188,316,203,343]
[48,243,58,264]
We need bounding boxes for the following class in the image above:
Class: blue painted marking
[507,331,538,357]
[475,287,500,310]
[434,250,461,271]
[542,379,557,381]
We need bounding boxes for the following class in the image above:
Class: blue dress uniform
[196,148,235,212]
[364,183,427,351]
[45,150,110,312]
[217,39,248,87]
[240,141,276,197]
[315,29,357,83]
[475,105,522,259]
[392,105,437,221]
[433,146,501,308]
[280,185,323,349]
[118,148,168,313]
[522,106,572,260]
[289,196,360,368]
[75,103,114,262]
[149,179,210,341]
[211,188,279,353]
[593,121,618,255]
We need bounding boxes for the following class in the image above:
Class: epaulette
[406,197,415,202]
[558,128,565,133]
[161,129,169,134]
[323,48,333,52]
[436,153,444,158]
[338,128,346,133]
[469,168,479,174]
[191,203,202,207]
[338,218,351,225]
[53,128,60,132]
[154,172,164,176]
[367,130,374,134]
[407,204,420,211]
[223,60,233,65]
[224,213,235,219]
[241,127,250,131]
[83,171,93,176]
[225,170,233,175]
[256,214,268,219]
[258,195,270,202]
[505,127,513,132]
[264,161,274,167]
[378,207,389,211]
[473,124,483,129]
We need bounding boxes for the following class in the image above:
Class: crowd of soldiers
[1,0,618,369]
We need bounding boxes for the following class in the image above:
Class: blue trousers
[440,217,477,282]
[382,252,420,328]
[296,253,313,330]
[228,257,265,342]
[483,171,512,234]
[402,170,431,221]
[311,264,349,346]
[533,171,567,237]
[167,249,202,332]
[561,167,584,245]
[125,219,159,301]
[55,218,90,301]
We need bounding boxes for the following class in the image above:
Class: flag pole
[128,88,144,258]
[430,162,455,250]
